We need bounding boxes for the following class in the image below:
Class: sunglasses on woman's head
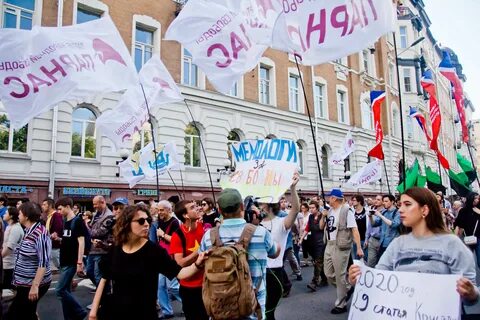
[132,217,152,225]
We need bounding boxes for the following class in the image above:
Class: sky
[423,0,480,119]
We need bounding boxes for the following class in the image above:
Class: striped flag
[409,106,431,141]
[438,51,469,143]
[367,91,386,160]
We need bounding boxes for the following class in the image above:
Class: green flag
[397,159,420,193]
[448,169,472,197]
[416,174,426,188]
[425,166,446,194]
[456,153,477,184]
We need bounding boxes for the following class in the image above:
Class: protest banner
[348,262,461,320]
[345,160,382,188]
[139,142,183,179]
[96,56,183,149]
[269,0,396,65]
[220,139,298,202]
[118,148,146,188]
[0,16,138,128]
[165,0,267,93]
[331,130,355,165]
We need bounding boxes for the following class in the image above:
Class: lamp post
[216,159,234,182]
[115,148,129,177]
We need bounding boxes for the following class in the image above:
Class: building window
[362,50,370,74]
[76,6,101,24]
[344,156,351,174]
[403,68,412,92]
[314,83,326,119]
[297,141,304,175]
[0,113,27,153]
[406,115,414,140]
[71,106,96,158]
[321,145,329,179]
[392,107,401,137]
[2,0,35,29]
[389,63,396,88]
[337,90,348,124]
[361,99,373,130]
[228,82,238,97]
[183,49,198,87]
[134,25,154,71]
[399,26,408,49]
[289,74,300,112]
[184,123,200,167]
[259,65,271,105]
[132,122,152,153]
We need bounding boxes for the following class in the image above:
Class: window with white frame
[361,99,373,130]
[228,82,238,97]
[183,49,199,87]
[132,122,152,153]
[76,5,101,24]
[134,25,154,71]
[259,65,271,105]
[392,106,401,138]
[297,141,304,175]
[184,123,201,167]
[337,90,348,124]
[321,145,330,178]
[314,83,326,119]
[71,106,96,158]
[2,0,35,29]
[403,68,412,92]
[389,62,396,88]
[399,26,408,49]
[406,114,414,140]
[0,113,27,153]
[289,74,300,112]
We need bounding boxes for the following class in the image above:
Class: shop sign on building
[136,189,159,196]
[63,187,111,197]
[0,185,33,193]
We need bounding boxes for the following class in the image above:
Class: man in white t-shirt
[259,173,300,320]
[322,188,363,315]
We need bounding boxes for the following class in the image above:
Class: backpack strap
[236,223,257,250]
[210,226,223,247]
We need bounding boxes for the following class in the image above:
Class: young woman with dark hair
[454,192,480,266]
[88,204,207,320]
[349,187,479,304]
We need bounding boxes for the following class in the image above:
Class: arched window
[71,106,96,158]
[184,123,201,167]
[321,145,330,179]
[0,113,28,153]
[297,141,304,175]
[132,122,153,153]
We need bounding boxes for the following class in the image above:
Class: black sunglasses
[132,217,152,225]
[201,202,208,206]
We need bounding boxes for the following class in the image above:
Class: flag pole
[393,33,408,193]
[183,100,217,204]
[466,143,480,188]
[294,55,326,202]
[383,161,391,194]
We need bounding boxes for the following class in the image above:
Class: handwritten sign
[220,139,298,203]
[348,262,461,320]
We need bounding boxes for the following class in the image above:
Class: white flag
[0,16,138,128]
[165,0,267,93]
[269,0,396,65]
[96,56,183,149]
[345,160,382,188]
[139,142,183,179]
[118,148,146,188]
[330,130,355,165]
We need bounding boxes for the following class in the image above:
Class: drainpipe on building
[48,0,63,198]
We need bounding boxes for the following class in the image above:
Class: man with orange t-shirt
[169,200,207,320]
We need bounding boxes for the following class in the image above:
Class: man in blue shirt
[369,194,401,258]
[0,195,7,229]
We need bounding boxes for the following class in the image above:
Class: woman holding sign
[348,187,479,304]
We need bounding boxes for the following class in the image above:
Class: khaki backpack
[202,224,262,320]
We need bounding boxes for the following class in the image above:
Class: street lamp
[116,148,129,177]
[397,36,425,56]
[217,159,234,182]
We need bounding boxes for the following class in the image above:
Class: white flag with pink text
[0,15,138,128]
[96,56,183,150]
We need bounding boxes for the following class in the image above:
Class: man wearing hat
[199,185,282,319]
[322,188,363,315]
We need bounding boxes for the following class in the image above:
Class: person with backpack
[369,194,401,259]
[54,197,88,320]
[200,187,280,320]
[169,200,208,320]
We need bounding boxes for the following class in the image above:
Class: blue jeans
[158,274,181,316]
[55,266,87,320]
[86,254,103,287]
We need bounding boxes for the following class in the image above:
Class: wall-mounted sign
[136,189,159,197]
[0,185,33,194]
[63,187,111,197]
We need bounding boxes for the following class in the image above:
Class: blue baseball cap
[326,189,344,199]
[112,197,129,206]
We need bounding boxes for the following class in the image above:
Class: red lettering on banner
[27,73,52,93]
[231,31,249,60]
[287,25,307,52]
[305,10,326,49]
[331,5,349,36]
[59,54,79,71]
[74,55,88,71]
[366,0,378,20]
[4,76,30,98]
[348,1,364,35]
[40,59,67,83]
[207,44,232,68]
[207,23,252,69]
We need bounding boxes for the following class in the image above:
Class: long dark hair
[464,192,479,212]
[403,187,447,234]
[113,204,150,245]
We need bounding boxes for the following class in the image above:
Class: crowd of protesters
[0,180,479,320]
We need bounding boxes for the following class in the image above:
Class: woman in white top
[2,206,25,289]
